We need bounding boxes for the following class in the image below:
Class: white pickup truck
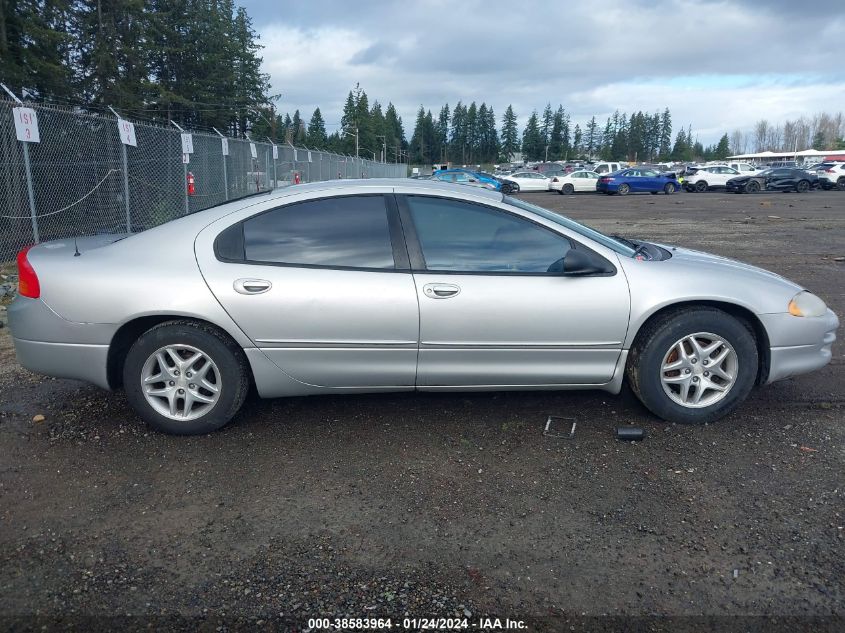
[728,162,761,174]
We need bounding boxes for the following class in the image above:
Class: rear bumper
[761,309,839,383]
[12,337,111,389]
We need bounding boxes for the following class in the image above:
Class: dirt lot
[1,189,843,632]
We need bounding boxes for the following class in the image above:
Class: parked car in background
[766,161,798,168]
[815,163,845,190]
[504,171,551,192]
[597,168,682,195]
[728,162,762,175]
[725,168,820,193]
[9,179,838,434]
[684,165,744,192]
[433,169,501,191]
[549,170,601,194]
[592,161,626,175]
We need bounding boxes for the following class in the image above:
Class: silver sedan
[9,180,838,434]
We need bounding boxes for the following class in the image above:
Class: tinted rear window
[242,195,395,269]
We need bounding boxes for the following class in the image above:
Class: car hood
[619,244,804,316]
[666,246,798,287]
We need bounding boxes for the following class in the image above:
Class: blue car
[596,168,681,195]
[432,169,503,191]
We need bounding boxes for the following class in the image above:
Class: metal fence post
[213,128,229,201]
[121,142,131,232]
[21,142,40,243]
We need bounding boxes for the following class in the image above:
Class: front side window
[406,196,570,273]
[242,195,395,269]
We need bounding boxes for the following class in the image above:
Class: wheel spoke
[662,358,684,372]
[710,347,731,366]
[663,373,689,384]
[678,378,693,404]
[699,339,723,357]
[141,343,222,422]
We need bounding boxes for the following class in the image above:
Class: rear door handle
[423,283,460,299]
[234,278,272,294]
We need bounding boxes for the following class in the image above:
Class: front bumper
[760,308,839,383]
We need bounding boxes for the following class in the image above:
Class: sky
[240,0,845,146]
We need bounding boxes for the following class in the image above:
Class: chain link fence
[0,98,407,262]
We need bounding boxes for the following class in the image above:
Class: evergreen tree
[572,124,583,158]
[307,107,327,148]
[659,108,673,158]
[450,102,467,163]
[435,104,450,163]
[466,102,478,163]
[584,116,599,160]
[541,103,553,148]
[500,105,519,161]
[714,133,730,159]
[521,111,543,160]
[384,102,406,160]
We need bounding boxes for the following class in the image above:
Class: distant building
[727,149,845,164]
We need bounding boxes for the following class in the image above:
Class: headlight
[788,291,827,317]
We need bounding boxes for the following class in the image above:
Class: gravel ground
[0,189,843,632]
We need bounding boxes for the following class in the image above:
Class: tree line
[2,0,271,136]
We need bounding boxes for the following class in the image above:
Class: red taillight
[826,168,836,173]
[17,245,40,298]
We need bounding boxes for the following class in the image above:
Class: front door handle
[423,283,460,299]
[234,278,272,294]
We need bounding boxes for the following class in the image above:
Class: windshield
[503,195,637,257]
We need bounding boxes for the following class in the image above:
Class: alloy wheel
[141,344,221,421]
[660,333,738,408]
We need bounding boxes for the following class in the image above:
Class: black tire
[664,182,676,194]
[745,180,760,193]
[694,180,708,193]
[123,320,249,435]
[501,183,513,194]
[650,191,658,195]
[562,183,574,195]
[617,183,630,195]
[837,177,845,191]
[795,179,810,193]
[626,308,758,425]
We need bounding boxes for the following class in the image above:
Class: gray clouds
[242,0,845,144]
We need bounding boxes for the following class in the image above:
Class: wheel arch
[107,314,255,390]
[627,300,771,385]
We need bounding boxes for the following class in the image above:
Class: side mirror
[562,249,613,276]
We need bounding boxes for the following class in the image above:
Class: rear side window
[405,196,570,273]
[241,195,395,269]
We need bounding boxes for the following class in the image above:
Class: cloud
[243,0,845,143]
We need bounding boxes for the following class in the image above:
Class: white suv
[815,163,845,190]
[684,165,743,192]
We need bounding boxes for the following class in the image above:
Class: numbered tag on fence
[250,143,257,159]
[293,148,298,162]
[182,153,190,164]
[272,144,278,160]
[12,107,40,143]
[221,137,229,156]
[308,151,313,163]
[181,133,194,154]
[117,118,137,147]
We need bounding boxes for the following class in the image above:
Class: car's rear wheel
[617,183,630,195]
[562,183,574,195]
[626,308,758,425]
[664,182,676,194]
[123,321,249,435]
[694,180,708,193]
[796,179,810,193]
[744,180,760,193]
[838,177,845,191]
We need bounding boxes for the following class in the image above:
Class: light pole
[375,135,387,162]
[342,126,359,158]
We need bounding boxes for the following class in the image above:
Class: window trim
[394,193,616,277]
[213,193,411,273]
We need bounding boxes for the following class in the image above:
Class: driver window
[405,196,572,273]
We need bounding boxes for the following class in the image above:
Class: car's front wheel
[626,308,758,424]
[123,321,249,434]
[745,180,760,193]
[694,180,708,193]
